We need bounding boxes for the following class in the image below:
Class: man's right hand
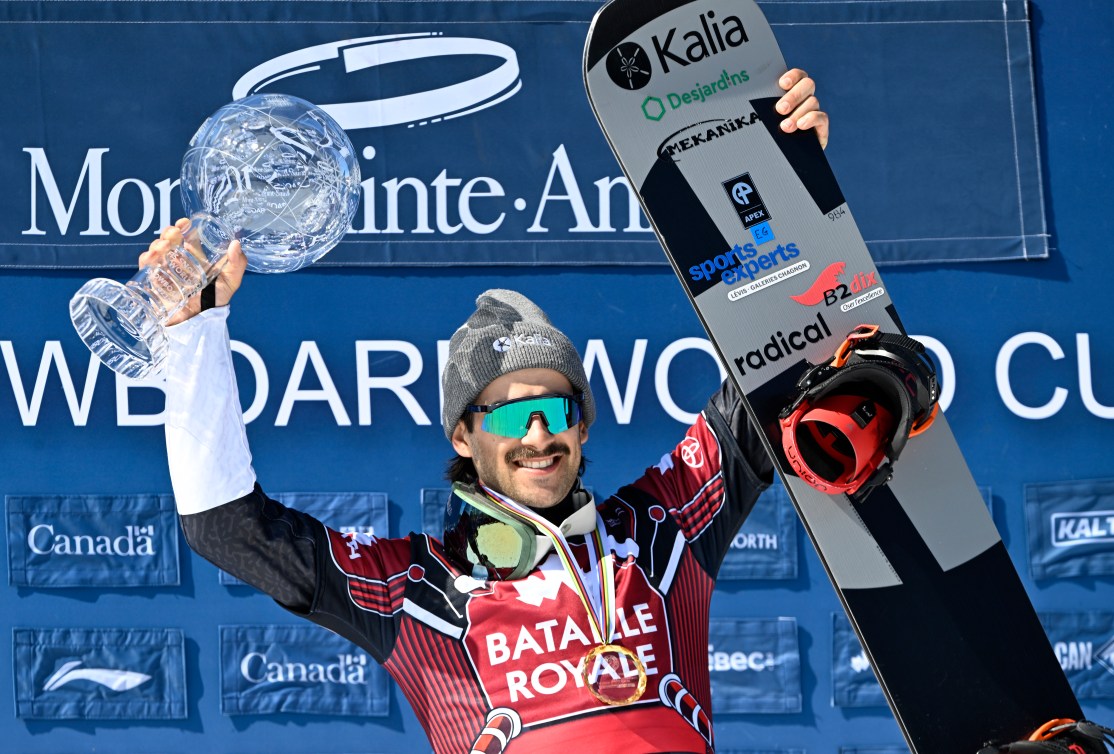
[139,217,248,326]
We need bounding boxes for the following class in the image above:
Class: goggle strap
[450,483,538,580]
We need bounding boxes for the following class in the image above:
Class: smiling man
[164,282,776,752]
[443,292,594,513]
[453,368,587,509]
[152,69,826,754]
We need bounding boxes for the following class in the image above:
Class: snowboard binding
[978,718,1114,753]
[778,324,939,499]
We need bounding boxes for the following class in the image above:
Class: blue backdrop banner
[1,0,1107,751]
[0,0,1044,269]
[6,493,179,588]
[220,624,390,716]
[13,627,187,719]
[1025,478,1114,579]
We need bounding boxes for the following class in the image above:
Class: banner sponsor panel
[220,623,390,716]
[7,493,179,588]
[720,480,798,580]
[1025,478,1114,579]
[831,612,885,708]
[1039,612,1114,700]
[708,616,801,713]
[13,627,187,719]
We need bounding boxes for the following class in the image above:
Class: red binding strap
[780,393,895,495]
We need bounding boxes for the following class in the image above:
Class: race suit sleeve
[163,307,313,608]
[162,309,406,660]
[627,378,776,575]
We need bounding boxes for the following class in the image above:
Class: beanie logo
[492,333,555,352]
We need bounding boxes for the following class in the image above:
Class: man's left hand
[776,68,829,149]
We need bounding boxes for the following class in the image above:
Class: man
[149,71,826,754]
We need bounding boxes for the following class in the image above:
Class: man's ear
[578,421,589,446]
[451,421,474,458]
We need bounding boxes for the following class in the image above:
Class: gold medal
[582,643,647,706]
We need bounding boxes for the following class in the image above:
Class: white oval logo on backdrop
[232,34,521,130]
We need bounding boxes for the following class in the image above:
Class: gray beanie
[441,289,596,439]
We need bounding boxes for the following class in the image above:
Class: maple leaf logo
[509,569,570,606]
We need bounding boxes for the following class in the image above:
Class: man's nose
[520,412,553,444]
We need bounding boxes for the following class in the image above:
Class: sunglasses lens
[481,396,580,438]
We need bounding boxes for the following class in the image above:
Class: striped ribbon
[479,485,614,646]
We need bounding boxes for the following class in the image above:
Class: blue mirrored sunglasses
[466,393,584,439]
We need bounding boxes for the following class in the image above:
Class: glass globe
[180,93,361,273]
[69,94,361,379]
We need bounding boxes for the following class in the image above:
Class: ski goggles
[442,483,541,580]
[466,393,584,439]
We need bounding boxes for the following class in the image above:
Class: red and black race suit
[179,381,772,754]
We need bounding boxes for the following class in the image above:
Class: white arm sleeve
[163,307,257,515]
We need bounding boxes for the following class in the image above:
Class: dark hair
[445,455,480,485]
[445,413,479,484]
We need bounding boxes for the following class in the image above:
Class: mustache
[506,442,570,464]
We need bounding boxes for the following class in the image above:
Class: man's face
[451,368,588,509]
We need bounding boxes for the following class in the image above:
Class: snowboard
[583,0,1081,751]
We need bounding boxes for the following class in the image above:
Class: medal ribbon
[479,485,615,645]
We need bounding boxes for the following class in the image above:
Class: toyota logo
[679,437,705,468]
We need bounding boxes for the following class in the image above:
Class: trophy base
[70,278,168,379]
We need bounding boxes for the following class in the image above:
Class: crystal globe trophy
[69,93,361,379]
